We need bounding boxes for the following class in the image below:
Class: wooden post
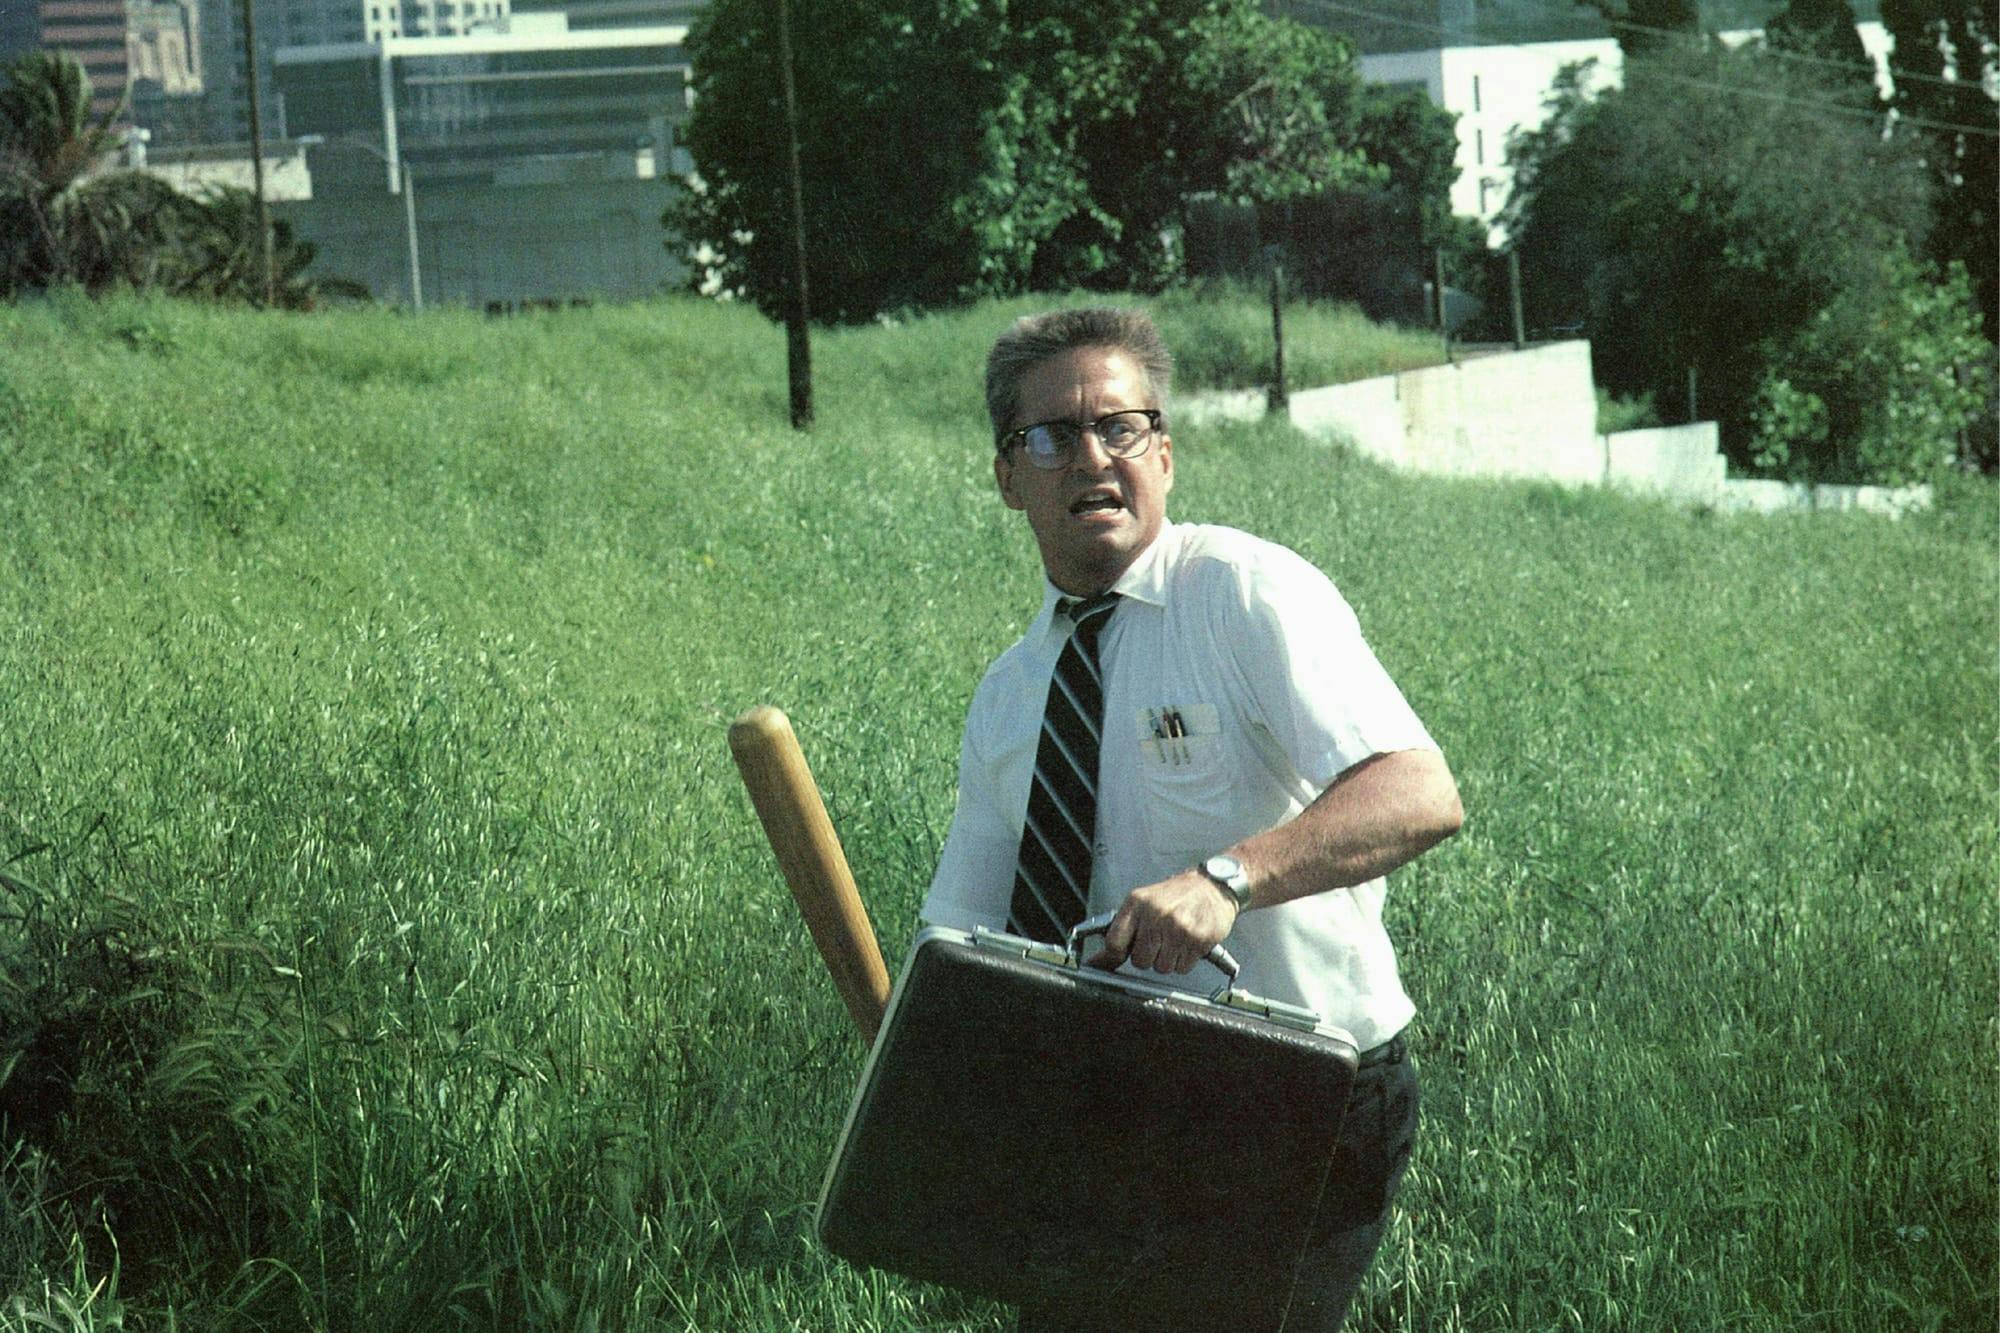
[1508,249,1525,349]
[240,0,274,305]
[776,0,813,430]
[1435,248,1453,363]
[1266,245,1288,417]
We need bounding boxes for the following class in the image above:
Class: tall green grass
[0,288,1992,1330]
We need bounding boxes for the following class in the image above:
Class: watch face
[1205,855,1242,880]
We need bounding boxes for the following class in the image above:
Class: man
[920,307,1463,1331]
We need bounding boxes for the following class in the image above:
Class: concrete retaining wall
[1714,478,1934,517]
[1603,423,1726,500]
[1181,344,1931,517]
[1396,342,1604,484]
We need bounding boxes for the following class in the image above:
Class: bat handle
[728,705,892,1043]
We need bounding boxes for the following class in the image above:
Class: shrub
[1751,251,1989,484]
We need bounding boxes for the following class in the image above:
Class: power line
[1294,0,1999,137]
[1620,60,1999,138]
[1298,0,1990,94]
[1603,9,1997,97]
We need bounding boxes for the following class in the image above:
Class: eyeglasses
[999,409,1162,470]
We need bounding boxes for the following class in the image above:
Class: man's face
[994,345,1174,598]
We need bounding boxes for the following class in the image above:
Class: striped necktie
[1009,592,1121,942]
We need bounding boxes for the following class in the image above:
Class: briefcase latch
[970,926,1072,969]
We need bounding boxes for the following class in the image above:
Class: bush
[1751,251,1989,484]
[1505,43,1949,482]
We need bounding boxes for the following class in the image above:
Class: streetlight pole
[398,156,422,312]
[308,136,422,309]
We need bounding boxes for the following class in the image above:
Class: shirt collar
[1030,521,1179,642]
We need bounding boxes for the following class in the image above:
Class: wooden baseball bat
[728,705,891,1044]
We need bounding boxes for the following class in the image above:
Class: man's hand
[1085,869,1237,975]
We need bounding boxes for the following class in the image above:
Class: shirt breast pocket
[1132,703,1238,854]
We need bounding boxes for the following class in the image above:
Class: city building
[1,3,43,63]
[38,0,131,117]
[272,18,691,304]
[362,0,513,45]
[126,0,205,138]
[507,0,702,34]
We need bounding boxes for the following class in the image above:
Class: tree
[1582,0,1704,59]
[1023,1,1379,291]
[1880,0,1996,363]
[1,53,333,307]
[1765,0,1875,97]
[1505,42,1987,482]
[0,51,130,290]
[666,0,1398,323]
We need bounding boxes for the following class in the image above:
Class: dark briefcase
[816,923,1362,1331]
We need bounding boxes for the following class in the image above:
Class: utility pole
[1508,249,1525,350]
[776,0,813,430]
[239,0,274,305]
[1265,243,1288,417]
[1434,247,1453,363]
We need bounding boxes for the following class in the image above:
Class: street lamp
[301,134,423,311]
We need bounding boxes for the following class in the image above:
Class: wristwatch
[1199,853,1253,913]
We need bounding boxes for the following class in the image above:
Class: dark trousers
[1016,1042,1419,1333]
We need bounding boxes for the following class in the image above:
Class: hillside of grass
[0,289,1992,1331]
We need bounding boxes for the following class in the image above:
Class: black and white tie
[1008,592,1121,943]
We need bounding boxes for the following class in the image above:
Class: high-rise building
[39,0,131,116]
[126,0,204,138]
[363,0,512,43]
[1,3,42,62]
[193,0,365,145]
[505,0,700,33]
[272,20,691,304]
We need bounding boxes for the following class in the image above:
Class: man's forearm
[1086,747,1462,975]
[1230,748,1463,912]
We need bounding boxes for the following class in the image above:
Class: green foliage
[1152,281,1448,388]
[667,0,1398,322]
[0,291,1992,1328]
[1765,0,1876,95]
[1582,0,1705,57]
[1752,251,1990,483]
[1595,387,1660,434]
[1,55,324,308]
[1504,42,1981,483]
[1880,0,1996,461]
[1351,82,1477,255]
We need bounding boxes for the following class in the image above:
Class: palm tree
[0,53,352,307]
[0,51,130,290]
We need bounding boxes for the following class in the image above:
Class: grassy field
[0,288,1992,1331]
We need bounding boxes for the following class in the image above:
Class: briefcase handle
[1066,911,1242,989]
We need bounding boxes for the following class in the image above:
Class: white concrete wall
[1185,343,1600,484]
[1715,479,1933,517]
[1180,344,1931,518]
[1604,423,1725,500]
[139,148,315,202]
[1289,376,1405,468]
[1396,341,1602,483]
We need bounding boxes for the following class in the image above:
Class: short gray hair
[984,307,1174,446]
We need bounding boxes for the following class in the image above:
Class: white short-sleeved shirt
[921,520,1439,1051]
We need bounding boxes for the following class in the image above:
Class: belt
[1355,1032,1407,1070]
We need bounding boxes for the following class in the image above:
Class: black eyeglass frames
[999,409,1163,470]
